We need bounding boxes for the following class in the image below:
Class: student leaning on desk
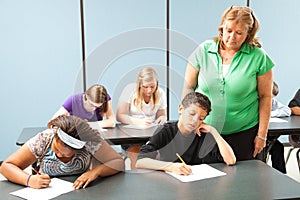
[52,84,115,128]
[0,115,124,190]
[289,88,300,115]
[136,92,236,176]
[116,67,168,170]
[116,67,167,127]
[288,88,300,143]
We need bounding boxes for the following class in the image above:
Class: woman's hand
[166,163,192,176]
[73,170,98,190]
[253,136,267,157]
[28,174,51,189]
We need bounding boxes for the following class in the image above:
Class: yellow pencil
[176,153,186,165]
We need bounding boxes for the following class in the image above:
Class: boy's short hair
[272,81,279,96]
[181,92,211,115]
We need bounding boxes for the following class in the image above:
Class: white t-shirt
[119,83,167,122]
[222,64,230,77]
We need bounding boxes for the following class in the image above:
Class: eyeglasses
[86,98,103,109]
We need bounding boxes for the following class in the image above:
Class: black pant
[268,139,286,174]
[222,125,286,174]
[221,125,258,161]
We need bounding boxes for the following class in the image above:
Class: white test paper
[88,121,107,132]
[166,164,226,183]
[123,124,157,130]
[10,178,74,200]
[269,118,288,123]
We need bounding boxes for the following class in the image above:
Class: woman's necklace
[220,50,235,64]
[223,57,231,63]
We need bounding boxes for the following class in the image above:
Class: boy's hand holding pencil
[166,153,192,176]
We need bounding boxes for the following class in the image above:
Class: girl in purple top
[52,84,115,128]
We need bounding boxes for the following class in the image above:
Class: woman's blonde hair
[134,67,159,110]
[85,84,108,115]
[214,6,261,49]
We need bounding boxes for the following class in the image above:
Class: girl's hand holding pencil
[27,167,51,189]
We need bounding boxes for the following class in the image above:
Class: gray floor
[1,146,299,182]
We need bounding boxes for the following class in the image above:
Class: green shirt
[189,40,274,134]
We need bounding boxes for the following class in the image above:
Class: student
[271,82,291,118]
[288,88,300,145]
[268,81,291,173]
[52,84,115,128]
[116,67,167,169]
[136,92,236,175]
[116,67,167,126]
[288,88,300,115]
[0,115,124,190]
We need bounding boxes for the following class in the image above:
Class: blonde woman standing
[182,6,274,161]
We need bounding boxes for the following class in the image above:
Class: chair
[285,135,300,173]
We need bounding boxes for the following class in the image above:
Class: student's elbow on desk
[98,118,116,128]
[135,158,153,169]
[116,158,125,172]
[103,158,125,173]
[224,156,236,166]
[111,153,126,172]
[108,119,116,128]
[116,113,127,124]
[291,107,300,115]
[135,158,144,169]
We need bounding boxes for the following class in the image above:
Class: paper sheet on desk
[10,178,74,200]
[123,124,157,130]
[166,164,226,182]
[269,118,288,123]
[88,121,107,132]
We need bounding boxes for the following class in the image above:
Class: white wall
[0,0,82,160]
[1,0,299,160]
[252,0,300,105]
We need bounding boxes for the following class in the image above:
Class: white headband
[57,128,86,149]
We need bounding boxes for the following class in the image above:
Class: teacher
[182,6,274,160]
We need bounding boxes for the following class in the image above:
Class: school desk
[16,115,300,147]
[16,123,160,146]
[1,160,300,200]
[268,115,300,136]
[260,115,300,162]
